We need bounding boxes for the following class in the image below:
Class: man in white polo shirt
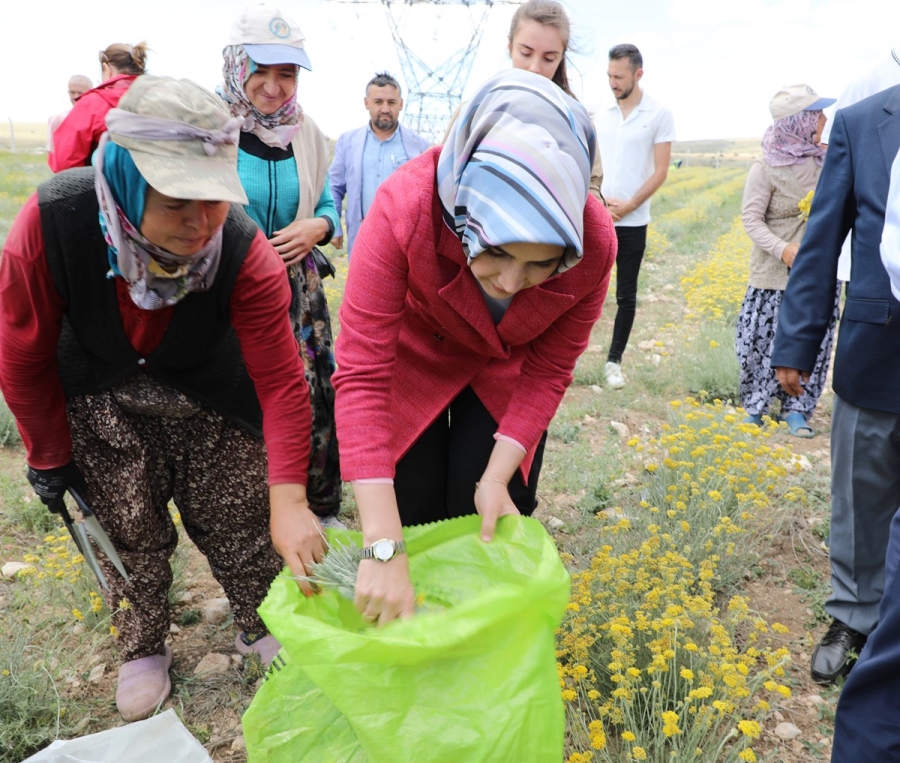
[596,44,675,389]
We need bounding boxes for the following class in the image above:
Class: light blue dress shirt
[360,126,409,218]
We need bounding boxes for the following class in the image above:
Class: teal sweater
[237,132,338,239]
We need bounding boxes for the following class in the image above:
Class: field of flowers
[0,157,836,761]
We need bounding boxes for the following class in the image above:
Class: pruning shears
[48,488,130,591]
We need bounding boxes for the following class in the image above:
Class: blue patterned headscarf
[437,69,595,273]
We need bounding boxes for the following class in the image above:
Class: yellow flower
[622,731,636,742]
[591,729,606,750]
[110,626,119,638]
[72,609,84,621]
[561,689,577,701]
[1,669,9,676]
[737,720,761,739]
[680,668,694,680]
[118,597,132,610]
[738,749,757,762]
[661,710,681,737]
[632,747,647,760]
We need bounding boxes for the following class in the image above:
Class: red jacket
[333,148,617,481]
[48,75,137,172]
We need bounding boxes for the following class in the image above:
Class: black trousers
[394,386,547,526]
[607,224,648,364]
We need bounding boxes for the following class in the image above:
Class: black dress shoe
[810,619,867,685]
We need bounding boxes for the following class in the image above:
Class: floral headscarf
[219,45,303,149]
[95,135,224,310]
[437,69,595,274]
[761,110,826,167]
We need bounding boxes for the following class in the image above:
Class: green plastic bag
[243,515,570,763]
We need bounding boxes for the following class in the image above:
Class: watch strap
[360,539,407,561]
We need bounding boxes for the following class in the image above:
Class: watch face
[373,540,394,562]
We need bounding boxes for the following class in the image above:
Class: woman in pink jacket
[332,69,617,625]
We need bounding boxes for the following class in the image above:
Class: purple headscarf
[761,110,826,167]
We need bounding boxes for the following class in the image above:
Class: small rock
[586,344,604,353]
[774,722,802,741]
[169,623,181,634]
[791,454,812,472]
[88,653,102,667]
[178,591,195,604]
[87,664,106,683]
[651,353,662,365]
[2,562,31,578]
[202,598,231,625]
[231,654,242,666]
[598,507,627,520]
[589,385,603,394]
[609,421,630,438]
[72,717,91,734]
[819,738,831,747]
[804,694,825,706]
[637,340,656,351]
[194,652,231,676]
[662,284,675,291]
[583,414,596,423]
[231,736,246,753]
[644,293,658,303]
[774,711,785,723]
[547,517,565,531]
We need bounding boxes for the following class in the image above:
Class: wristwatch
[360,538,407,562]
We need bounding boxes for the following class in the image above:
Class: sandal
[744,413,763,426]
[784,411,814,438]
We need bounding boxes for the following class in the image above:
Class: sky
[1,0,898,142]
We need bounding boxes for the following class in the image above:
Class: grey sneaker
[604,361,625,389]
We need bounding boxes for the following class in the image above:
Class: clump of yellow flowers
[797,191,814,222]
[558,397,802,762]
[681,218,751,324]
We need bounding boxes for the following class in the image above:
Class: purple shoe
[116,645,173,722]
[234,632,281,666]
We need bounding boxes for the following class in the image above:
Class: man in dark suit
[772,84,900,695]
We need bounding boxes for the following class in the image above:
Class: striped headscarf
[437,68,595,273]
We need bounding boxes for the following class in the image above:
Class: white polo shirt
[596,91,676,227]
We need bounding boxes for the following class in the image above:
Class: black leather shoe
[810,619,867,685]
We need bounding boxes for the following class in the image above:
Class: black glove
[26,461,87,508]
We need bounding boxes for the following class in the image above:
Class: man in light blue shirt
[329,72,430,255]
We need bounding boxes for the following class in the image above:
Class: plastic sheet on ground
[243,515,571,763]
[22,708,213,762]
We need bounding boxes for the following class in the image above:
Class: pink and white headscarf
[761,110,827,167]
[219,45,303,149]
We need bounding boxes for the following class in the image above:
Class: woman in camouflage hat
[0,76,324,722]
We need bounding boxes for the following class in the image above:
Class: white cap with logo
[228,4,312,71]
[769,84,836,120]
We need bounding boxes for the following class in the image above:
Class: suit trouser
[826,394,900,634]
[832,506,900,761]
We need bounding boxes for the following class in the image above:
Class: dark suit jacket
[772,84,900,414]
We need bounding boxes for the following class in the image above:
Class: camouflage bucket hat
[108,75,249,204]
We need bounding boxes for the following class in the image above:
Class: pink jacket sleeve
[332,179,419,480]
